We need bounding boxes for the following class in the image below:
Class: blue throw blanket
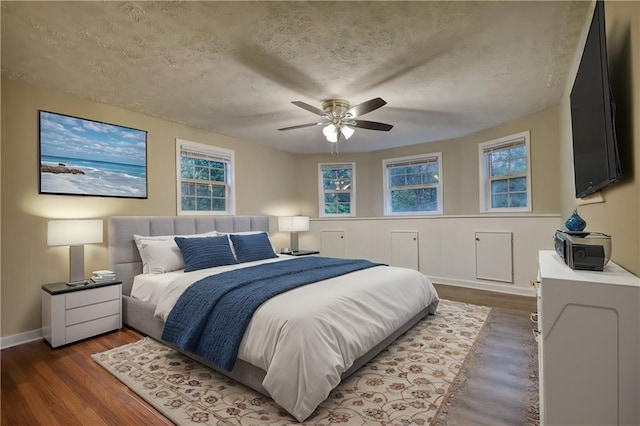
[162,256,384,371]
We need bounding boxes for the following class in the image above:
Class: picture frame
[38,110,148,199]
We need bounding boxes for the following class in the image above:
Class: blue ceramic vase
[564,210,586,232]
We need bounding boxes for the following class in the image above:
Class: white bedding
[133,256,439,422]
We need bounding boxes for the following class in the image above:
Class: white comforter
[144,256,439,422]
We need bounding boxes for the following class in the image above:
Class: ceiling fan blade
[291,101,327,117]
[278,122,324,131]
[352,120,394,131]
[347,97,387,117]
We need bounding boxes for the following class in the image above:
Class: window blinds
[385,156,438,169]
[320,163,353,171]
[482,137,525,155]
[180,146,232,164]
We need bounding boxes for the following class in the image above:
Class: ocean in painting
[40,155,147,197]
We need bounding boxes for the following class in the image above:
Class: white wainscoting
[299,214,561,296]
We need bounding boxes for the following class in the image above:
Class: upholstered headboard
[108,215,270,296]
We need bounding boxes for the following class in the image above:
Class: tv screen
[570,0,621,198]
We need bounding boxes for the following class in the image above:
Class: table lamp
[47,219,103,286]
[278,216,309,253]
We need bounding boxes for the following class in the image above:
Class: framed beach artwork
[38,110,148,199]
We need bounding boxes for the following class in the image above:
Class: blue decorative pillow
[229,232,277,263]
[174,236,238,272]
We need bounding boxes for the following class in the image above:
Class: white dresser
[537,250,640,426]
[42,281,122,348]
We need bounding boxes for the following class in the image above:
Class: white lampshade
[342,125,355,140]
[278,216,309,232]
[47,219,103,246]
[323,124,338,143]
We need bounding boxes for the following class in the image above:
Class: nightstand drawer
[66,285,119,309]
[66,314,121,343]
[66,299,120,326]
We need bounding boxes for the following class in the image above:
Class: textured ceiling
[1,1,590,154]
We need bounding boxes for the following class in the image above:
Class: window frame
[478,130,532,213]
[382,152,444,216]
[318,162,356,218]
[176,139,236,216]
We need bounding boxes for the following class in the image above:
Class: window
[383,153,443,216]
[176,139,235,215]
[318,163,355,217]
[479,131,531,212]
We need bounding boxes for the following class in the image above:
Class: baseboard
[1,328,42,349]
[428,276,536,297]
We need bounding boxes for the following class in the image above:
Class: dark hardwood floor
[1,285,538,425]
[433,284,539,426]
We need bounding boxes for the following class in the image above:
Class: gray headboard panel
[108,215,270,296]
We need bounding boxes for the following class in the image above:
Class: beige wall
[1,79,299,337]
[559,0,640,275]
[296,105,561,217]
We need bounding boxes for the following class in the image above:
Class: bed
[108,215,440,422]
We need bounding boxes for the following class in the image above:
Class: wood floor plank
[18,379,71,426]
[34,359,107,425]
[1,286,538,425]
[1,374,41,425]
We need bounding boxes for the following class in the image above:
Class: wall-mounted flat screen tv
[39,110,148,199]
[570,0,621,199]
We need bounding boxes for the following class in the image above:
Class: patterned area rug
[92,299,490,425]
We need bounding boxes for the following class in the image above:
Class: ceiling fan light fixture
[281,98,392,152]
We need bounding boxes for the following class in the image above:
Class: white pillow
[134,231,217,273]
[140,239,184,274]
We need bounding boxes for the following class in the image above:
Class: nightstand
[282,250,320,256]
[41,280,122,348]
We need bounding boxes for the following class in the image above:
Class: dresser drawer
[66,299,120,326]
[66,314,121,344]
[65,285,120,309]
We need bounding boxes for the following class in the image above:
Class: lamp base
[66,279,88,287]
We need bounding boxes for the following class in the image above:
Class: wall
[296,105,561,217]
[559,0,640,275]
[1,78,299,339]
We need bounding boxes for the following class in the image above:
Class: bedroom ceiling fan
[278,97,393,154]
